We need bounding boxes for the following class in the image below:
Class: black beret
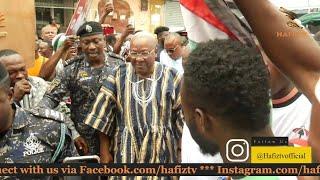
[76,21,103,37]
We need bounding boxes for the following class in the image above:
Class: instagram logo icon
[226,139,249,162]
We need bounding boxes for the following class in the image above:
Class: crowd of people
[1,0,320,180]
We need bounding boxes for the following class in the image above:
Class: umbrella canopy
[299,12,320,26]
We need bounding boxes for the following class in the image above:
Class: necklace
[128,64,163,106]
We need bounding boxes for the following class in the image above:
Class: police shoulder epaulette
[27,108,65,123]
[64,54,84,67]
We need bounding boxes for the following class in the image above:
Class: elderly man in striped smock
[85,32,183,177]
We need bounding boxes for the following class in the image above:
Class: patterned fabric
[0,105,78,163]
[85,62,184,166]
[106,51,125,69]
[204,0,255,45]
[39,55,113,155]
[55,101,71,118]
[156,44,164,62]
[19,76,76,139]
[55,59,65,79]
[20,76,48,109]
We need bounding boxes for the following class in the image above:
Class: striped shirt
[85,62,184,164]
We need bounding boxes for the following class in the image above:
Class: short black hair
[184,39,271,131]
[154,26,169,36]
[0,62,10,92]
[0,49,18,59]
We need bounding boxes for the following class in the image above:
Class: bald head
[129,32,157,78]
[0,50,27,86]
[130,32,157,49]
[164,33,182,45]
[164,33,183,60]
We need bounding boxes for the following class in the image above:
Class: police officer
[0,63,78,163]
[0,49,86,156]
[39,21,113,155]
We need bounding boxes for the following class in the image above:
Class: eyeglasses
[129,49,155,58]
[165,46,178,54]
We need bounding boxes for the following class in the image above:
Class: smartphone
[103,26,114,36]
[63,155,100,163]
[63,156,101,180]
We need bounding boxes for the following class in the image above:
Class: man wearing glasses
[160,33,184,74]
[85,32,184,172]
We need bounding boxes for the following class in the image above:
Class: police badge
[23,133,45,156]
[78,70,89,78]
[85,25,93,33]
